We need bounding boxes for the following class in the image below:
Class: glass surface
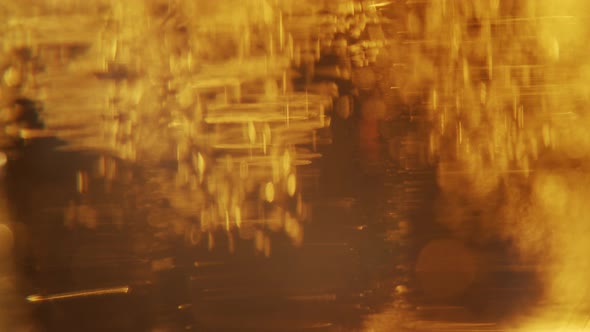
[2,1,590,331]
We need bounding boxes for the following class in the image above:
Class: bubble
[282,150,291,174]
[188,224,202,245]
[247,121,256,143]
[230,206,240,227]
[415,239,478,299]
[0,224,14,258]
[264,182,275,203]
[263,235,271,257]
[395,285,409,295]
[207,232,215,251]
[3,66,22,87]
[287,173,297,197]
[255,230,265,252]
[0,152,6,168]
[546,37,560,61]
[335,95,351,119]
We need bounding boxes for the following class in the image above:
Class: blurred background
[2,0,590,331]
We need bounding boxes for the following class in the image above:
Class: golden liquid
[2,0,590,331]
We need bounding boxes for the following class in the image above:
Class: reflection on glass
[3,0,590,331]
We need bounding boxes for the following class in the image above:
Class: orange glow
[4,0,590,331]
